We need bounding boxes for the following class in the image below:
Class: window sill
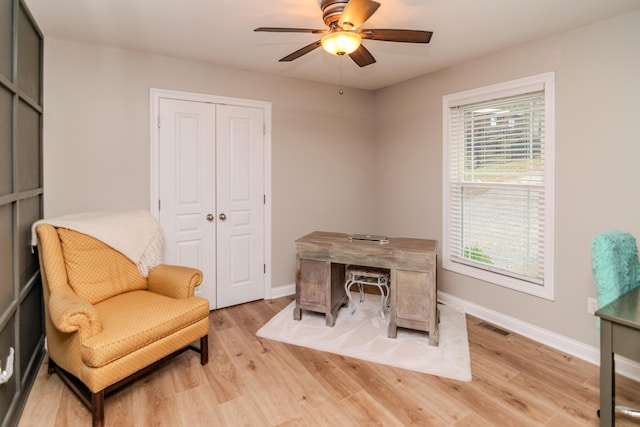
[443,258,554,301]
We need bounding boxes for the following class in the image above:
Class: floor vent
[478,321,512,337]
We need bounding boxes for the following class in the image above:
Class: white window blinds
[443,73,554,299]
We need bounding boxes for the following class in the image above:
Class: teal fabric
[591,231,640,312]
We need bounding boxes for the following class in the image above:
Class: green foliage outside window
[463,246,493,264]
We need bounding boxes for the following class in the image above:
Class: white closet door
[216,104,265,308]
[158,98,265,309]
[159,98,217,305]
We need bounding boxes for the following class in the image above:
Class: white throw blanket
[31,210,163,277]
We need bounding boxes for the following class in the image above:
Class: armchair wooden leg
[200,335,209,365]
[92,390,104,427]
[47,357,57,375]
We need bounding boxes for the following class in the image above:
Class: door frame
[149,88,272,300]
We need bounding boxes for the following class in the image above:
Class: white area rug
[257,296,472,382]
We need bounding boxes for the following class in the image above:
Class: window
[442,73,555,300]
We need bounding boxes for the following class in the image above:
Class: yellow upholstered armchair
[35,223,210,427]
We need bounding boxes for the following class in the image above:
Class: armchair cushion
[57,228,147,304]
[82,290,209,368]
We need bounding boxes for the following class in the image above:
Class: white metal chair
[344,266,390,320]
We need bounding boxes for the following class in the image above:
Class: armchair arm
[48,288,102,339]
[147,264,203,299]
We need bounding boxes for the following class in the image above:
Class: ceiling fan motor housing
[319,0,350,27]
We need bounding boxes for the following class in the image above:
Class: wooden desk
[294,231,439,346]
[595,286,640,426]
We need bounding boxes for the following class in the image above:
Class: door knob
[206,213,214,222]
[219,213,227,221]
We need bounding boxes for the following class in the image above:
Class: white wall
[42,39,377,288]
[373,10,640,346]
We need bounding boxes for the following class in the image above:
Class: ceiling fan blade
[348,44,376,67]
[279,40,323,62]
[360,29,433,43]
[339,0,381,30]
[254,27,327,34]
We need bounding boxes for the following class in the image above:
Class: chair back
[591,231,640,311]
[37,224,148,304]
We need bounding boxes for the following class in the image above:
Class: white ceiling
[24,0,640,90]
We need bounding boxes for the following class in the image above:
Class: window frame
[442,72,555,300]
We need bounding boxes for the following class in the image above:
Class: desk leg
[388,322,398,338]
[388,269,398,338]
[429,307,440,346]
[293,255,303,321]
[600,319,614,427]
[325,263,346,327]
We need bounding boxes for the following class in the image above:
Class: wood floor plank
[168,351,210,393]
[53,384,91,427]
[508,370,599,425]
[17,296,640,427]
[534,343,597,383]
[218,394,273,426]
[121,365,183,427]
[338,389,405,426]
[204,323,248,404]
[329,354,455,426]
[283,345,363,400]
[469,325,600,407]
[174,384,226,426]
[545,411,599,427]
[455,412,502,426]
[247,384,307,426]
[388,369,474,425]
[17,362,63,427]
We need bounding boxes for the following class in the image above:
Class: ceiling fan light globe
[321,31,361,55]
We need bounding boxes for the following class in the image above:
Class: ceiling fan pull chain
[339,55,343,94]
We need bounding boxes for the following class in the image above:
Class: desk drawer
[297,259,327,306]
[395,269,435,323]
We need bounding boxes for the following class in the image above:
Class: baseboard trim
[438,291,640,382]
[270,283,295,300]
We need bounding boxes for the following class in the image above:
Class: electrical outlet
[587,297,598,314]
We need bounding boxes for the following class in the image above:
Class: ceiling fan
[254,0,433,67]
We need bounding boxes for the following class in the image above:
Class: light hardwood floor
[18,296,640,426]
